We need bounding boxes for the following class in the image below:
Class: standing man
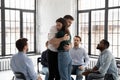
[70,36,89,80]
[85,39,118,80]
[48,15,74,80]
[10,38,42,80]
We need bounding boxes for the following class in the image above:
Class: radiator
[0,55,40,71]
[0,56,120,75]
[0,58,11,71]
[87,58,98,69]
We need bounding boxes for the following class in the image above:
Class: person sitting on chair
[83,39,118,80]
[41,41,49,80]
[69,36,89,80]
[10,38,42,80]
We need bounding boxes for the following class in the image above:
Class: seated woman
[55,18,72,80]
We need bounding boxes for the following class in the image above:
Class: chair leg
[12,76,15,80]
[85,76,88,80]
[71,76,74,80]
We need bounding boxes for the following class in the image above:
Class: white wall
[36,0,77,53]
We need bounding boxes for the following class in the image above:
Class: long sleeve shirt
[48,26,58,52]
[69,47,89,67]
[96,49,118,80]
[56,30,71,51]
[41,49,48,67]
[10,52,37,80]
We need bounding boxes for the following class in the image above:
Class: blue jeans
[58,51,72,80]
[71,65,85,80]
[42,67,49,80]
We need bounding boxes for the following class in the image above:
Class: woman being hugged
[55,18,72,80]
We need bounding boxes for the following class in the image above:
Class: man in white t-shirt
[48,15,74,80]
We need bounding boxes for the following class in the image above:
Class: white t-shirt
[48,26,58,52]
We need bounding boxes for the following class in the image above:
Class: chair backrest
[116,60,120,75]
[37,57,41,63]
[37,57,41,73]
[14,72,26,80]
[116,60,120,68]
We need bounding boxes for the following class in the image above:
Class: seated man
[70,36,89,80]
[84,39,118,80]
[10,38,42,80]
[41,41,49,80]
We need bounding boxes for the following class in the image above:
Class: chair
[37,57,42,74]
[116,60,120,68]
[14,72,26,80]
[116,60,120,75]
[37,57,48,75]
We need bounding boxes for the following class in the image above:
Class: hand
[64,45,70,51]
[78,66,84,70]
[37,75,42,80]
[63,34,70,40]
[82,70,91,76]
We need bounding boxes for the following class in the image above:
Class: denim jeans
[58,51,72,80]
[71,65,85,80]
[42,67,49,80]
[87,73,104,80]
[104,74,114,80]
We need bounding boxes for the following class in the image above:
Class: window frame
[0,0,36,56]
[77,0,120,58]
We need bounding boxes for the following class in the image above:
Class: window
[0,0,36,56]
[5,0,34,10]
[23,12,35,52]
[79,13,89,53]
[78,0,105,10]
[77,0,120,58]
[108,9,120,57]
[0,10,1,55]
[91,10,104,55]
[109,0,120,7]
[5,10,20,55]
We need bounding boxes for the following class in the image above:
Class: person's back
[10,38,41,80]
[11,52,37,80]
[56,30,71,51]
[98,49,118,80]
[108,55,118,80]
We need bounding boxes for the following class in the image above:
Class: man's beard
[74,43,78,47]
[96,44,100,49]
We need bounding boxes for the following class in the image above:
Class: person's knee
[76,69,83,76]
[87,73,93,79]
[77,74,83,79]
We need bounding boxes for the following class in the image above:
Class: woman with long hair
[55,18,72,80]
